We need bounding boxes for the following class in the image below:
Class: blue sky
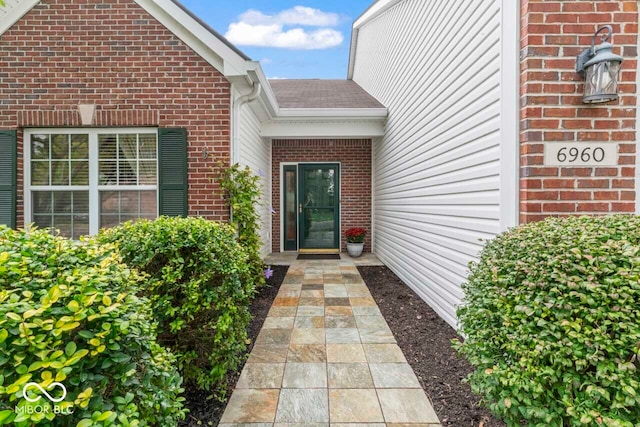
[179,0,374,79]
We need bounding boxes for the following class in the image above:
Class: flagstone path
[220,258,442,426]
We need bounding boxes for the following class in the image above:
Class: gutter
[231,81,262,163]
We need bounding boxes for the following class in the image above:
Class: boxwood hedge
[99,217,255,395]
[0,226,185,426]
[457,215,640,426]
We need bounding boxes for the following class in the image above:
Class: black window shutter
[158,128,188,217]
[0,130,17,229]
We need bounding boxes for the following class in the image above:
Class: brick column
[520,1,638,223]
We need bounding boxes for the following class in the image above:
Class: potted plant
[345,227,367,257]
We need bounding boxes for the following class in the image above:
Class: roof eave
[277,108,388,118]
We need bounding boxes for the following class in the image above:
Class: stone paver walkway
[220,259,442,427]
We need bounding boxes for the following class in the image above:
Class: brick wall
[520,0,638,222]
[0,0,232,226]
[272,139,372,253]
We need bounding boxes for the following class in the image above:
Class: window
[25,129,158,238]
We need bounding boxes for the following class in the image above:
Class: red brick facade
[0,0,232,226]
[520,1,638,223]
[272,139,372,253]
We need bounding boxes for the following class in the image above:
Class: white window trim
[24,128,159,236]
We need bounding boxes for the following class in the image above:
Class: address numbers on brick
[544,143,618,166]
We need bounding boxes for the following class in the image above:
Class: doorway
[282,163,340,252]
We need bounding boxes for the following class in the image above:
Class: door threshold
[299,249,340,254]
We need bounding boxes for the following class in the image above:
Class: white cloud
[224,6,343,50]
[260,57,273,64]
[240,6,340,27]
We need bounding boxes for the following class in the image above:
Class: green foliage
[99,217,254,395]
[456,215,640,427]
[219,163,266,289]
[0,226,185,427]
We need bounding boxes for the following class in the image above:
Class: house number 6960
[556,147,605,163]
[544,143,618,166]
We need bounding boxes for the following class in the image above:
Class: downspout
[231,81,262,163]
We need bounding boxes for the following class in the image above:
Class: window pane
[100,191,119,214]
[71,161,89,185]
[53,192,72,214]
[99,161,117,185]
[118,160,137,185]
[51,161,69,185]
[53,215,72,238]
[31,135,49,160]
[73,191,89,213]
[139,161,157,185]
[31,161,50,185]
[33,215,52,230]
[71,134,89,159]
[139,134,157,159]
[32,192,52,215]
[140,191,157,214]
[99,190,157,230]
[72,216,89,240]
[51,135,69,160]
[99,135,117,160]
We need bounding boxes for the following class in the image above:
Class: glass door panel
[299,164,339,250]
[283,166,298,251]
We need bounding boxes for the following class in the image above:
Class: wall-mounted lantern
[575,25,624,104]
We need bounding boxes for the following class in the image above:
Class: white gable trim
[0,0,40,36]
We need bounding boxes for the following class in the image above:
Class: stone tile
[349,297,376,307]
[300,290,323,298]
[299,297,324,306]
[237,363,285,389]
[329,389,384,423]
[362,344,407,363]
[282,276,303,285]
[282,363,327,388]
[327,363,374,388]
[280,284,303,291]
[219,423,274,427]
[269,307,298,317]
[220,389,279,423]
[386,424,440,427]
[331,424,385,427]
[248,346,289,363]
[303,279,323,286]
[351,306,381,316]
[343,275,365,285]
[275,389,329,423]
[293,316,325,329]
[326,344,367,363]
[256,329,292,346]
[274,424,328,427]
[323,287,348,298]
[324,297,350,306]
[369,364,421,388]
[325,306,353,316]
[273,297,299,307]
[263,317,295,329]
[323,273,342,282]
[291,328,325,344]
[376,389,439,423]
[358,329,396,344]
[354,316,388,330]
[287,344,326,363]
[326,328,360,344]
[277,290,301,298]
[346,288,372,297]
[301,284,324,291]
[325,316,357,329]
[297,306,325,317]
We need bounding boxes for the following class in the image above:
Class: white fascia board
[262,119,386,138]
[246,62,280,118]
[347,27,359,80]
[277,108,388,118]
[134,0,247,77]
[0,0,41,36]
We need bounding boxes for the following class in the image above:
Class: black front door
[298,164,340,250]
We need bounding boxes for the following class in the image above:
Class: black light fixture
[575,25,624,104]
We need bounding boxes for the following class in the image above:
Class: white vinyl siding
[352,0,515,327]
[239,104,272,257]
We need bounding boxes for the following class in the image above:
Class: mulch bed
[180,265,288,427]
[358,266,506,427]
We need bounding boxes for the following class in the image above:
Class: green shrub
[0,226,185,427]
[456,215,640,427]
[219,163,267,289]
[99,217,254,394]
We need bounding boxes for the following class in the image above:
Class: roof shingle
[269,79,385,109]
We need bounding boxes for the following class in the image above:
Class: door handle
[299,203,302,213]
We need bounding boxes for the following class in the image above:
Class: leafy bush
[456,215,640,426]
[219,163,266,289]
[0,226,185,426]
[99,217,254,394]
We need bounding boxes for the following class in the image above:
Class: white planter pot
[346,242,364,258]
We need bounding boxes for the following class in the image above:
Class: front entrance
[282,163,340,252]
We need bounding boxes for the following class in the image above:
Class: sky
[178,0,374,79]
